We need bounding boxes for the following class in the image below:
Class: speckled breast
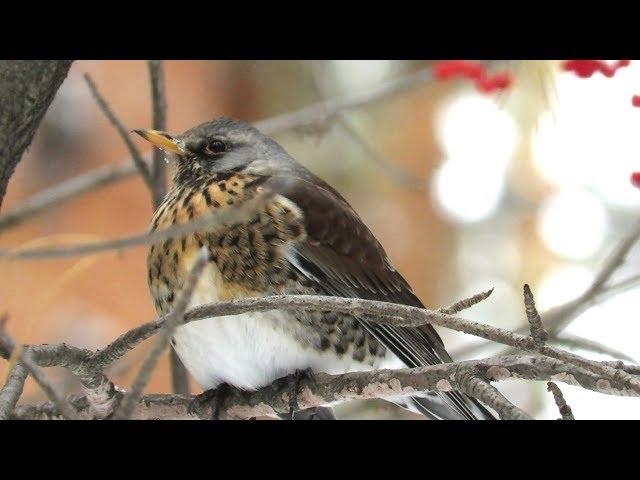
[146,171,387,367]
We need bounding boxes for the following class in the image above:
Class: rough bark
[0,60,73,210]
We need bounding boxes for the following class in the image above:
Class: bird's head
[134,117,293,186]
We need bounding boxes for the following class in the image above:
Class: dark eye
[204,139,227,156]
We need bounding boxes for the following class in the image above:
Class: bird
[134,117,495,420]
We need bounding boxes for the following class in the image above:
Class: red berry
[563,60,631,78]
[433,60,486,81]
[489,72,512,90]
[631,172,640,189]
[433,61,512,94]
[632,95,640,108]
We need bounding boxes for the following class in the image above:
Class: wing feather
[265,174,495,420]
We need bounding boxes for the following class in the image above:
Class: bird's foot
[188,383,230,420]
[285,368,315,420]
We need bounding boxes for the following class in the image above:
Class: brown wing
[265,174,494,420]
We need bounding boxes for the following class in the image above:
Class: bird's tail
[403,392,496,420]
[284,406,337,420]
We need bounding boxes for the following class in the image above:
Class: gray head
[134,117,299,186]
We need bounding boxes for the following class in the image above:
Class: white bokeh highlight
[536,264,594,310]
[537,189,608,260]
[432,93,519,224]
[532,63,640,209]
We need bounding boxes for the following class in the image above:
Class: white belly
[171,262,389,391]
[173,310,378,391]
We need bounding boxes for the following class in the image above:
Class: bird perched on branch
[135,118,495,420]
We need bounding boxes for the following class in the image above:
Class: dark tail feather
[407,392,496,420]
[284,406,337,420]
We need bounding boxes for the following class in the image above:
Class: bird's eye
[204,139,227,156]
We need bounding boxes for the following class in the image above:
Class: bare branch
[524,284,548,346]
[83,73,153,190]
[544,223,640,335]
[0,193,272,260]
[147,60,168,209]
[0,361,27,420]
[0,60,73,210]
[601,360,640,376]
[547,381,575,420]
[254,67,433,135]
[145,60,189,396]
[85,293,640,397]
[0,339,118,419]
[0,65,436,231]
[553,333,636,363]
[454,371,531,420]
[0,162,139,232]
[0,328,78,419]
[440,288,494,315]
[452,227,640,360]
[5,289,640,421]
[114,247,207,419]
[10,354,639,420]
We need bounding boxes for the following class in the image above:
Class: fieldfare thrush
[135,118,495,420]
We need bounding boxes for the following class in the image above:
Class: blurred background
[2,60,640,419]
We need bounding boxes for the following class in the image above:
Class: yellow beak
[133,129,183,155]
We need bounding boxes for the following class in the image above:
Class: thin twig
[0,162,138,232]
[440,288,494,315]
[307,61,428,190]
[83,74,153,188]
[0,341,118,419]
[455,371,531,420]
[544,222,640,335]
[0,193,272,260]
[451,228,640,360]
[547,381,575,420]
[0,329,77,419]
[147,60,168,209]
[12,289,497,379]
[524,284,548,346]
[254,67,433,135]
[114,247,207,419]
[91,293,640,397]
[553,333,636,363]
[451,274,640,360]
[0,65,437,233]
[0,361,28,420]
[8,291,640,406]
[146,60,188,395]
[338,116,427,190]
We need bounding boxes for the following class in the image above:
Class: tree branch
[4,287,640,420]
[0,328,78,419]
[0,65,436,232]
[0,193,272,260]
[253,67,433,135]
[524,284,548,346]
[547,381,575,420]
[145,60,189,396]
[114,248,207,419]
[9,354,638,420]
[452,224,640,359]
[147,60,168,209]
[553,333,636,363]
[15,292,640,399]
[0,60,73,210]
[453,370,531,420]
[440,288,494,315]
[0,162,139,231]
[83,74,153,190]
[0,361,27,420]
